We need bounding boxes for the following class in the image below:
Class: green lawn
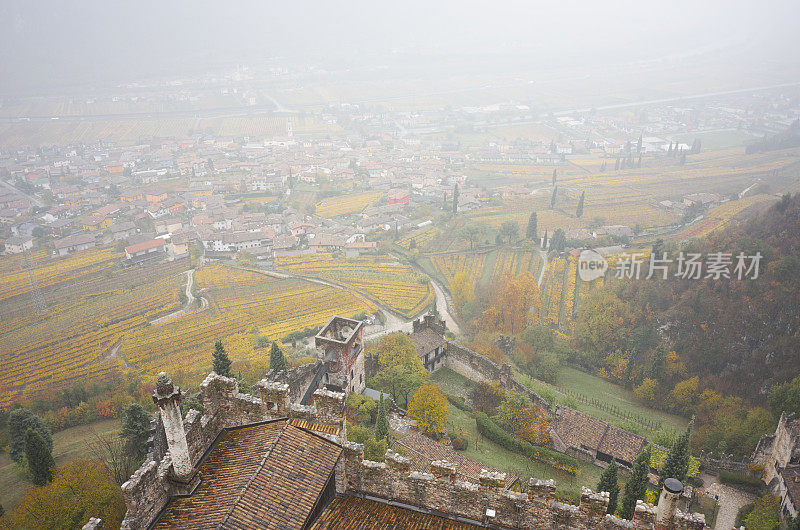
[432,368,603,499]
[517,366,689,437]
[0,418,121,513]
[444,401,603,500]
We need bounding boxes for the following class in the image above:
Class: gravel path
[698,473,755,529]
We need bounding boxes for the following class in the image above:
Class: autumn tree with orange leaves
[481,271,541,334]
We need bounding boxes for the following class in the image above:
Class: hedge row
[446,393,473,412]
[474,412,580,472]
[719,471,762,488]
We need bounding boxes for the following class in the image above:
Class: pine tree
[270,342,287,373]
[375,395,389,442]
[621,445,652,519]
[213,340,232,377]
[597,459,620,515]
[659,420,693,489]
[121,403,151,461]
[452,183,459,214]
[25,428,55,485]
[576,191,585,218]
[526,211,538,240]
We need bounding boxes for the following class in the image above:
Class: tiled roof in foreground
[154,419,341,529]
[310,495,480,529]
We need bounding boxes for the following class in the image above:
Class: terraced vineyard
[396,225,438,250]
[120,265,374,379]
[0,249,187,407]
[274,253,434,317]
[672,193,777,241]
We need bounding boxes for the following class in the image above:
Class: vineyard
[673,193,776,241]
[396,225,438,250]
[273,253,434,318]
[119,265,375,379]
[430,253,487,286]
[491,249,542,279]
[0,249,188,407]
[314,190,385,217]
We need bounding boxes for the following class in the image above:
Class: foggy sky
[1,0,799,93]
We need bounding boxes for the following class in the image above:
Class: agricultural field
[395,224,438,250]
[315,190,385,217]
[537,249,651,330]
[273,253,434,318]
[429,253,487,286]
[491,248,542,279]
[672,193,777,241]
[119,265,375,379]
[0,249,187,407]
[466,147,800,233]
[0,118,197,147]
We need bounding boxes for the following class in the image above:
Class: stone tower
[152,372,192,480]
[315,316,365,395]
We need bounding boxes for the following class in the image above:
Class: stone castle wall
[119,373,346,530]
[341,441,705,530]
[444,342,549,410]
[263,360,323,403]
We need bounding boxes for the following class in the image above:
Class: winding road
[149,269,207,326]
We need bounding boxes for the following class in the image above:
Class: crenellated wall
[340,441,705,530]
[119,372,346,530]
[263,360,324,403]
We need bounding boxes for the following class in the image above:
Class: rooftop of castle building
[553,406,647,466]
[309,495,480,529]
[153,419,341,529]
[408,327,447,357]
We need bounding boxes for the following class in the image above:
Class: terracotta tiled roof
[552,407,607,452]
[310,495,479,529]
[154,419,342,529]
[408,329,446,358]
[552,407,647,465]
[393,432,517,489]
[290,418,341,436]
[781,465,800,509]
[597,424,647,465]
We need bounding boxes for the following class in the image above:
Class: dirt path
[537,249,548,287]
[149,269,207,326]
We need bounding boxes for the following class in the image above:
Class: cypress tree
[121,403,152,461]
[452,183,459,214]
[25,428,55,485]
[542,228,548,248]
[526,211,538,240]
[597,459,620,515]
[375,395,389,442]
[621,445,652,519]
[552,168,557,186]
[270,342,288,373]
[8,409,52,463]
[213,340,232,377]
[550,185,557,208]
[576,191,585,218]
[659,420,693,489]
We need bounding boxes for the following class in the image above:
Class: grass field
[0,418,120,513]
[517,366,688,436]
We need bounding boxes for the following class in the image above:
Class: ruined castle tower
[152,372,192,480]
[315,316,365,395]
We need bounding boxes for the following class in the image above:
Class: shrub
[451,436,467,451]
[446,393,472,412]
[719,470,762,488]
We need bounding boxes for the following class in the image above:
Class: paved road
[698,473,755,530]
[0,179,44,207]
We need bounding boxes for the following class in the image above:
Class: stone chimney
[152,372,192,481]
[655,478,683,530]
